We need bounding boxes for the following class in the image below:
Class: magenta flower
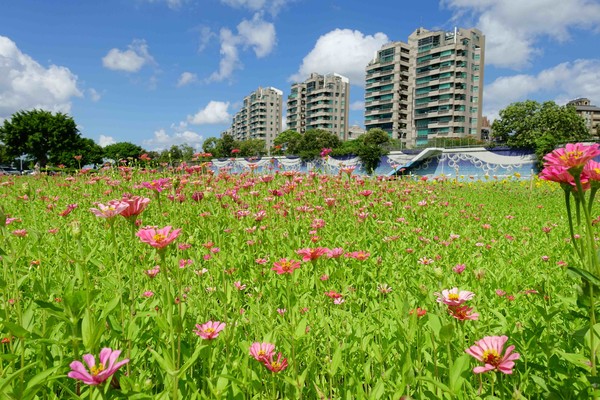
[543,142,600,170]
[465,335,520,374]
[447,305,479,321]
[271,258,301,274]
[194,321,226,340]
[263,352,288,373]
[326,248,344,258]
[68,348,129,386]
[435,288,475,307]
[120,196,150,219]
[89,200,130,219]
[136,226,181,249]
[249,342,276,362]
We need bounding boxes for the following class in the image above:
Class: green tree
[492,100,590,161]
[296,129,342,160]
[202,137,219,155]
[0,109,82,167]
[362,128,390,147]
[103,142,146,163]
[238,139,266,157]
[215,134,236,158]
[273,130,302,154]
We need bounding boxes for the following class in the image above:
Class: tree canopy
[492,100,590,161]
[0,109,82,167]
[103,142,146,163]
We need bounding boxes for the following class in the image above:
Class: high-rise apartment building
[567,98,600,138]
[365,27,485,147]
[286,73,350,140]
[229,87,283,149]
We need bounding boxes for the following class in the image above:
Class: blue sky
[1,0,599,151]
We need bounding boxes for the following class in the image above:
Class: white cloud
[484,59,600,119]
[208,13,276,82]
[350,101,365,111]
[102,39,155,72]
[289,29,389,86]
[88,88,102,102]
[198,26,216,52]
[0,36,82,119]
[443,0,600,69]
[220,0,291,16]
[141,0,184,9]
[177,72,198,87]
[187,101,232,125]
[98,135,116,147]
[143,128,204,151]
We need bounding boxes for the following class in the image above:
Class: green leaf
[2,321,30,338]
[100,295,121,320]
[567,266,600,287]
[178,344,206,378]
[449,354,470,393]
[329,345,343,376]
[294,317,308,338]
[148,348,177,376]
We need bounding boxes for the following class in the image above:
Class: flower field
[0,163,598,399]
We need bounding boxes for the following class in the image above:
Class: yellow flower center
[280,261,291,271]
[153,234,166,243]
[91,363,105,376]
[448,293,460,301]
[482,349,501,366]
[204,328,215,334]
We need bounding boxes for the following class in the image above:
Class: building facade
[365,27,485,148]
[229,87,283,149]
[286,73,350,140]
[567,98,600,138]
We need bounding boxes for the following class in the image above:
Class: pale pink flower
[333,298,345,305]
[234,281,246,290]
[142,291,154,298]
[136,226,182,249]
[89,200,130,219]
[326,248,344,258]
[249,342,275,362]
[345,251,370,261]
[277,308,286,315]
[465,336,520,374]
[435,288,475,306]
[68,348,129,386]
[12,229,27,237]
[145,266,160,278]
[141,178,171,193]
[453,264,466,274]
[194,321,225,340]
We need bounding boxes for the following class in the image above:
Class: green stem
[565,189,584,260]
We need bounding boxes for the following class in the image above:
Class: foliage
[0,109,82,166]
[492,100,590,161]
[296,129,342,161]
[273,130,302,154]
[215,134,236,158]
[238,139,266,157]
[155,144,196,164]
[0,169,598,398]
[103,142,146,163]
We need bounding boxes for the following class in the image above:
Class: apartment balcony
[365,98,393,107]
[366,69,395,80]
[365,117,392,124]
[366,79,394,89]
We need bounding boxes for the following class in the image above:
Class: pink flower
[543,143,600,170]
[136,226,182,249]
[296,247,329,262]
[435,288,475,306]
[345,251,370,261]
[141,178,171,193]
[67,348,129,386]
[145,266,160,278]
[234,281,246,290]
[277,308,286,315]
[453,264,466,274]
[142,291,154,298]
[320,148,332,157]
[325,290,343,299]
[120,196,150,219]
[448,305,479,321]
[263,352,288,373]
[12,229,27,237]
[326,248,344,258]
[409,307,427,317]
[465,335,520,374]
[271,258,301,274]
[249,342,275,362]
[89,200,130,219]
[194,321,226,340]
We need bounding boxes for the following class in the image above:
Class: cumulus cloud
[208,13,276,82]
[198,26,216,52]
[443,0,600,69]
[220,0,292,16]
[98,135,116,147]
[289,29,389,86]
[143,128,204,151]
[102,39,155,72]
[187,101,232,125]
[0,36,82,119]
[177,72,198,87]
[484,59,600,119]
